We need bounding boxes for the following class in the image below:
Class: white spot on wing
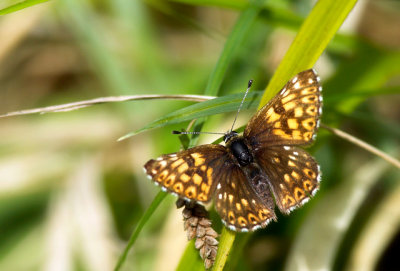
[293,151,299,156]
[217,183,221,190]
[161,187,167,192]
[218,193,222,199]
[292,76,298,83]
[241,228,249,233]
[146,175,152,180]
[308,78,313,84]
[294,82,301,89]
[262,218,272,227]
[228,225,236,231]
[301,197,310,205]
[160,160,167,167]
[316,76,321,82]
[317,165,322,183]
[252,225,261,231]
[156,157,163,161]
[284,146,290,150]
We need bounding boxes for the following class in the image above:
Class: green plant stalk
[260,0,358,108]
[0,0,50,15]
[177,0,265,269]
[211,228,236,271]
[114,191,167,271]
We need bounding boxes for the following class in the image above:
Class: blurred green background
[0,0,399,270]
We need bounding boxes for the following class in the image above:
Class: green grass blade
[260,0,358,107]
[0,0,50,15]
[114,191,167,271]
[117,91,262,141]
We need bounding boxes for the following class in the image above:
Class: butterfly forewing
[144,144,228,202]
[214,165,276,232]
[254,145,320,214]
[244,69,322,147]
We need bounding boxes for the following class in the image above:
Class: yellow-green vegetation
[0,0,399,271]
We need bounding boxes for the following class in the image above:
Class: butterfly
[144,69,322,232]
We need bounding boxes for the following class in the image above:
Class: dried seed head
[176,199,219,269]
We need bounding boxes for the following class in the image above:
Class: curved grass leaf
[114,191,167,271]
[118,91,262,141]
[0,0,50,15]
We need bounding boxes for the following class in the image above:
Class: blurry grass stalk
[321,124,400,169]
[345,178,400,270]
[0,94,215,119]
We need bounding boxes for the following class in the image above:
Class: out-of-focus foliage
[0,0,399,271]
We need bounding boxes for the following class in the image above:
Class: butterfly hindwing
[244,69,322,147]
[214,164,276,232]
[254,145,321,214]
[144,144,228,202]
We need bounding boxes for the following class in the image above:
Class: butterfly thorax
[224,132,253,167]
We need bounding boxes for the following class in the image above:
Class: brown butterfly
[144,69,322,232]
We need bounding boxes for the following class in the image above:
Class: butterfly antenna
[230,79,253,132]
[172,131,225,135]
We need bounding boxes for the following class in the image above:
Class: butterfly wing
[254,145,321,214]
[214,163,276,232]
[144,144,229,202]
[244,69,322,147]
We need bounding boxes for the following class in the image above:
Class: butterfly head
[223,131,238,143]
